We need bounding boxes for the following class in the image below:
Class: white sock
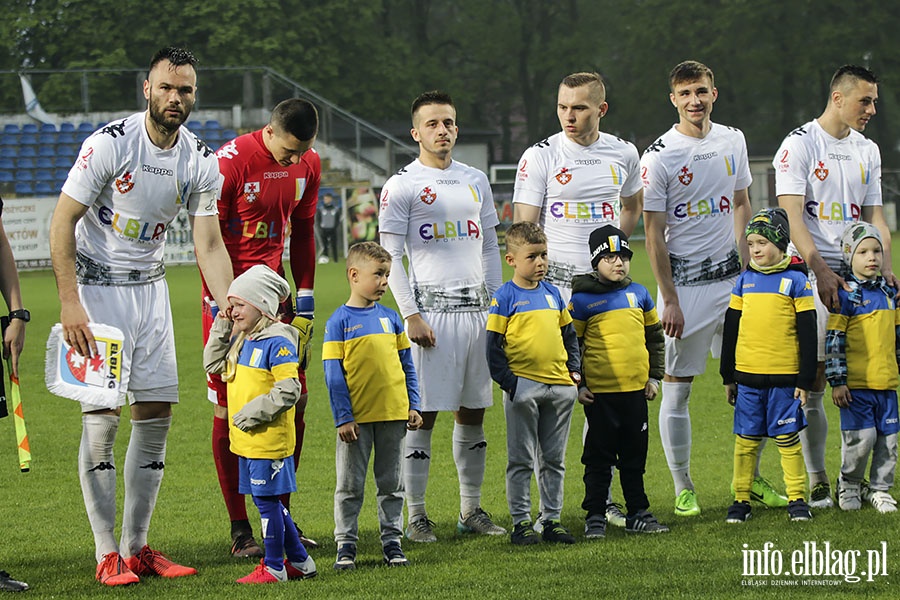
[841,428,876,482]
[403,427,432,521]
[120,416,171,556]
[799,391,828,480]
[659,381,694,495]
[80,413,120,562]
[453,422,486,518]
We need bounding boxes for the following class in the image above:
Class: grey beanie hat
[227,264,290,320]
[841,221,883,266]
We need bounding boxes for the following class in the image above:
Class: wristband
[295,289,314,320]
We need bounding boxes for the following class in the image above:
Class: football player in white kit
[642,61,759,518]
[379,91,506,542]
[49,47,234,586]
[774,64,894,509]
[513,71,643,529]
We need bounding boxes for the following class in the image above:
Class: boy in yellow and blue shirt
[826,222,899,514]
[486,222,580,545]
[720,208,817,524]
[323,242,423,569]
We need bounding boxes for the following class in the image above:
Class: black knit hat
[589,224,633,269]
[746,207,790,252]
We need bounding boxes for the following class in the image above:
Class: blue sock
[253,495,286,571]
[281,504,309,563]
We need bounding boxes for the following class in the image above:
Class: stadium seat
[38,133,57,145]
[222,129,238,140]
[18,146,36,158]
[14,182,34,195]
[34,181,55,195]
[187,120,203,131]
[19,134,37,145]
[0,158,14,170]
[15,170,34,182]
[16,158,36,170]
[54,156,72,168]
[0,134,18,146]
[75,131,91,144]
[39,146,56,158]
[21,123,38,134]
[0,171,13,183]
[40,123,57,133]
[0,147,17,158]
[59,122,76,133]
[36,157,54,169]
[57,144,78,157]
[204,120,222,130]
[76,122,95,132]
[54,168,70,181]
[2,124,19,135]
[35,169,54,182]
[58,132,76,144]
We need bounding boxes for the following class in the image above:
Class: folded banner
[45,323,125,408]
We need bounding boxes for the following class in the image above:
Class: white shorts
[410,310,493,412]
[657,278,734,378]
[79,279,179,409]
[808,273,828,362]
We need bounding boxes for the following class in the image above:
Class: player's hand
[813,266,849,311]
[338,421,360,443]
[645,378,660,400]
[3,317,25,378]
[406,313,436,348]
[725,383,737,406]
[61,301,97,358]
[882,270,899,295]
[661,302,685,339]
[794,387,809,407]
[407,410,423,431]
[578,387,594,406]
[291,316,314,371]
[831,384,852,408]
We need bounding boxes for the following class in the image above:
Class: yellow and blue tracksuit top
[322,303,421,426]
[569,274,664,394]
[720,258,817,389]
[825,276,900,390]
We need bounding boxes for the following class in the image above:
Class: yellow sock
[775,433,806,501]
[733,435,761,502]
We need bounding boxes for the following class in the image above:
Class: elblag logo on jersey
[549,201,617,222]
[814,161,828,181]
[244,182,260,203]
[805,200,859,222]
[678,166,693,186]
[673,196,732,220]
[419,186,437,205]
[517,159,528,182]
[115,171,134,194]
[76,147,94,171]
[555,167,572,185]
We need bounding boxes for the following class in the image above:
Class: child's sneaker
[787,499,812,521]
[0,570,28,592]
[725,501,752,523]
[809,482,833,509]
[625,510,670,534]
[236,560,287,584]
[751,476,789,507]
[674,489,700,517]
[605,503,626,527]
[510,520,540,546]
[284,555,317,579]
[382,541,409,567]
[835,477,862,511]
[540,519,576,544]
[457,508,507,535]
[333,544,357,571]
[405,516,437,543]
[124,545,196,578]
[584,514,607,539]
[862,488,898,514]
[96,552,140,586]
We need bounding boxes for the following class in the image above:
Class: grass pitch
[0,240,897,598]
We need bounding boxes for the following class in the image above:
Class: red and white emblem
[244,181,260,203]
[420,187,437,205]
[115,171,134,194]
[555,167,572,185]
[814,161,828,181]
[677,166,693,186]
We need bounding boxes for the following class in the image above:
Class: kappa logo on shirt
[419,187,437,205]
[814,161,828,181]
[677,166,693,186]
[555,167,572,185]
[114,171,134,194]
[244,181,260,203]
[276,346,292,358]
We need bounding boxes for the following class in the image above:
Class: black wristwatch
[9,309,30,323]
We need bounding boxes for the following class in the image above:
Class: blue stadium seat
[75,132,91,144]
[58,132,76,144]
[35,170,54,182]
[2,124,20,135]
[18,146,36,158]
[222,129,238,140]
[0,148,16,159]
[0,158,14,170]
[54,168,70,183]
[204,120,222,130]
[14,182,34,195]
[54,156,72,168]
[38,133,57,145]
[36,157,54,169]
[16,158,35,170]
[77,122,95,133]
[15,170,34,182]
[59,122,76,133]
[40,123,58,133]
[19,134,37,145]
[0,134,18,146]
[34,181,55,195]
[187,120,203,131]
[0,172,13,183]
[57,144,78,158]
[39,146,56,158]
[21,123,38,134]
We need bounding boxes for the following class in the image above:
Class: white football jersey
[513,131,641,285]
[773,119,882,270]
[378,159,499,311]
[641,123,752,286]
[62,112,219,283]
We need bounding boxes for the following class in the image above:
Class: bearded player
[203,98,321,556]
